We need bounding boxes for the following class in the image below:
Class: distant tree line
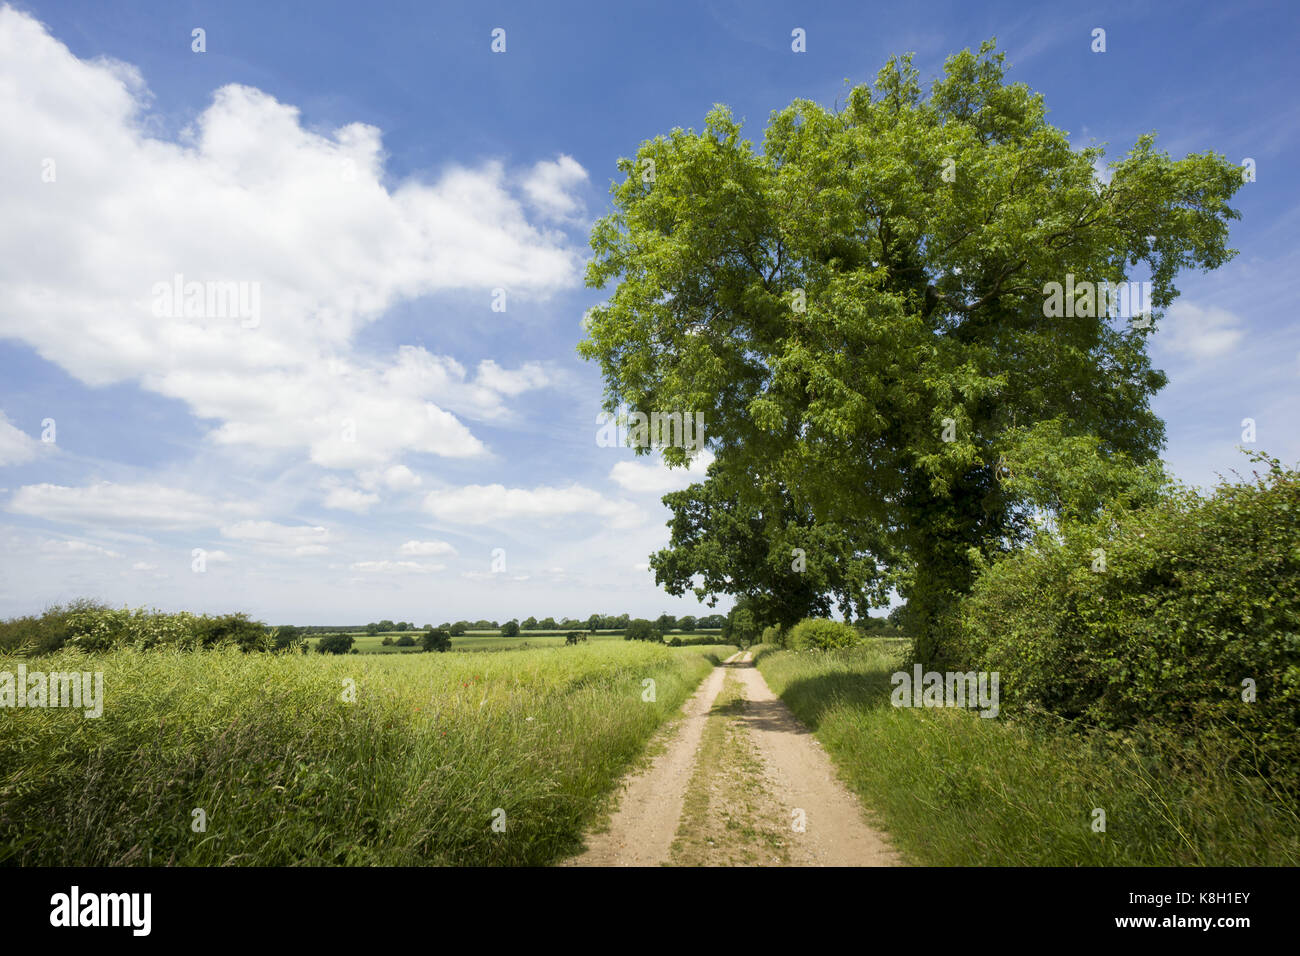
[507,613,726,632]
[1,606,728,659]
[272,614,726,639]
[721,597,907,648]
[320,614,731,636]
[324,626,452,655]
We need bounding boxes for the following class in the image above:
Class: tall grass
[754,642,1300,866]
[0,642,733,865]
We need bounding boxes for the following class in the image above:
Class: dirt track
[564,651,900,867]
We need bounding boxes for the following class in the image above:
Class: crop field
[307,630,724,654]
[0,641,735,866]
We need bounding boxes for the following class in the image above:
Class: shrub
[501,620,520,637]
[422,629,452,653]
[270,624,302,648]
[381,636,394,646]
[721,600,761,647]
[856,616,903,638]
[624,619,661,642]
[786,618,861,651]
[663,634,727,647]
[760,624,784,647]
[954,454,1300,788]
[395,635,416,647]
[61,606,134,651]
[191,613,271,651]
[1,606,271,658]
[317,633,354,655]
[46,606,269,653]
[0,599,110,655]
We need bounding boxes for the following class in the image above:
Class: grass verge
[752,642,1300,865]
[0,642,732,865]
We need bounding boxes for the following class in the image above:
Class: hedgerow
[786,617,861,651]
[0,603,271,654]
[953,453,1300,788]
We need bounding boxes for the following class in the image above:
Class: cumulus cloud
[321,479,380,513]
[366,348,558,428]
[521,154,589,222]
[1157,303,1245,361]
[608,450,714,494]
[10,482,239,529]
[423,483,641,527]
[324,464,426,511]
[0,413,41,467]
[468,359,554,403]
[39,538,123,559]
[0,7,583,471]
[220,520,330,555]
[189,351,492,468]
[360,464,421,491]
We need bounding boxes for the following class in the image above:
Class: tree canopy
[579,41,1243,663]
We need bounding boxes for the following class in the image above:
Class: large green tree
[579,42,1242,665]
[651,468,893,629]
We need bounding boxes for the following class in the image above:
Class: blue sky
[0,0,1296,624]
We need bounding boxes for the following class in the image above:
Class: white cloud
[608,450,714,494]
[399,539,456,556]
[194,355,491,468]
[0,7,582,471]
[350,560,445,574]
[1091,155,1112,186]
[363,464,421,491]
[423,483,641,527]
[470,359,553,401]
[521,154,588,222]
[324,464,425,511]
[321,479,380,513]
[39,538,122,559]
[368,348,556,427]
[0,413,41,467]
[461,571,530,582]
[1158,303,1245,361]
[131,561,157,571]
[10,482,236,529]
[221,520,330,555]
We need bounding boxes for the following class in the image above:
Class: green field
[753,641,1300,866]
[308,629,724,654]
[0,640,735,865]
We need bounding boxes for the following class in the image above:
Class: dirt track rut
[564,651,900,867]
